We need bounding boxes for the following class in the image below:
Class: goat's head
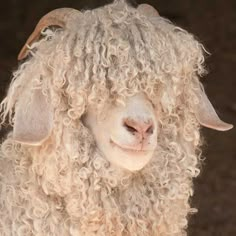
[7,4,232,172]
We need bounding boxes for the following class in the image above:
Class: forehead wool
[0,1,206,125]
[27,1,204,94]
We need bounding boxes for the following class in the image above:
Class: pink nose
[123,118,154,138]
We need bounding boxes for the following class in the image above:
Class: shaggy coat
[0,1,211,235]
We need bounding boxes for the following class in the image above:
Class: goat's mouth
[110,139,150,156]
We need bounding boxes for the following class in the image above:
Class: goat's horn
[137,4,159,17]
[18,8,80,60]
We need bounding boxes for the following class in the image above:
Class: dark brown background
[0,0,235,235]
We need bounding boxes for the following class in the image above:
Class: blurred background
[0,0,235,235]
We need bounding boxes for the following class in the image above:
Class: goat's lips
[110,139,149,155]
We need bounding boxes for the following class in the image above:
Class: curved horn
[196,87,233,131]
[18,8,80,60]
[137,4,159,17]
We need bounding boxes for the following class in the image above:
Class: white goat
[0,1,232,235]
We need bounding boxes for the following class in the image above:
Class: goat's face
[83,93,158,171]
[11,4,233,172]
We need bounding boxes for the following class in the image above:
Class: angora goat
[0,1,233,235]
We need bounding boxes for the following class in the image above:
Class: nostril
[146,125,154,134]
[123,118,154,136]
[123,122,137,134]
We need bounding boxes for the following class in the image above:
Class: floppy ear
[15,8,80,144]
[13,88,53,145]
[195,87,233,131]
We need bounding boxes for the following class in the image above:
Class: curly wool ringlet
[0,1,206,235]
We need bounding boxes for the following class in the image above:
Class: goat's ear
[195,87,233,131]
[13,88,53,145]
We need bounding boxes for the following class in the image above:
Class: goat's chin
[111,153,154,171]
[98,142,155,172]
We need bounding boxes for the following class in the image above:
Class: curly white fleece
[0,1,206,235]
